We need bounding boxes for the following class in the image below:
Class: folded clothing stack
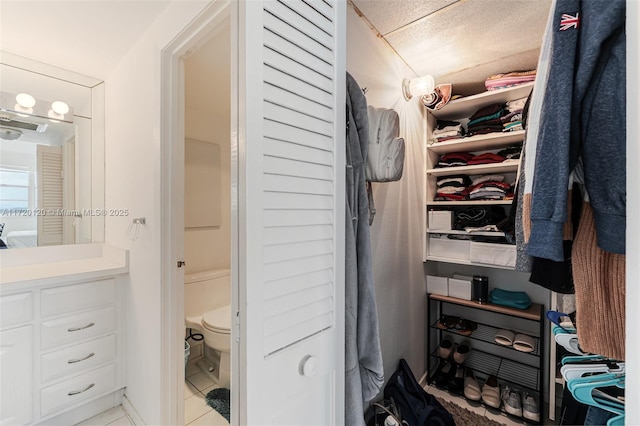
[501,110,523,132]
[484,69,536,91]
[435,175,471,201]
[435,152,474,168]
[497,144,523,160]
[432,120,465,143]
[466,104,505,136]
[467,174,512,201]
[454,205,507,230]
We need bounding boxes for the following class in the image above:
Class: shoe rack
[427,293,545,424]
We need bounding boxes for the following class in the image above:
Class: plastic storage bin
[426,275,448,296]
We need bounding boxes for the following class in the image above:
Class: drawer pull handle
[67,322,95,332]
[67,383,95,396]
[68,352,95,364]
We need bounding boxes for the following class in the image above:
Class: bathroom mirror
[0,55,105,248]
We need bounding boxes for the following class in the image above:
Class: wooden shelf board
[427,161,520,176]
[428,131,525,154]
[429,293,542,321]
[425,255,515,270]
[426,200,513,206]
[429,83,534,120]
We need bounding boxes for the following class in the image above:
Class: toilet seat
[202,305,231,334]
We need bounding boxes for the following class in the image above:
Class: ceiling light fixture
[15,93,36,108]
[402,75,435,101]
[51,100,70,115]
[48,109,63,122]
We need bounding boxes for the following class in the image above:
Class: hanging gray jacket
[345,72,384,426]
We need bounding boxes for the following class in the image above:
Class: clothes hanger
[567,372,623,392]
[607,413,625,426]
[561,354,611,365]
[561,362,625,381]
[569,374,625,415]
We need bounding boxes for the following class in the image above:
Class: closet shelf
[426,229,506,237]
[424,255,516,270]
[430,294,543,321]
[428,131,525,154]
[429,82,534,120]
[427,161,520,176]
[426,200,513,206]
[429,348,541,394]
[430,320,541,357]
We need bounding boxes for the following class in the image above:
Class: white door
[237,0,346,424]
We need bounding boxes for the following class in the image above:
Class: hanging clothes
[526,0,626,261]
[345,72,384,426]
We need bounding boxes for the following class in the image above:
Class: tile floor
[76,357,228,425]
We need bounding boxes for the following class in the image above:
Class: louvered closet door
[239,0,345,424]
[37,144,63,246]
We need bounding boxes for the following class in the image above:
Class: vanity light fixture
[402,75,435,101]
[51,100,70,115]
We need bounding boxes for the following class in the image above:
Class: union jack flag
[560,13,580,31]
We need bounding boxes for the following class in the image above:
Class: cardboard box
[428,210,454,230]
[426,275,448,296]
[448,274,473,300]
[470,242,516,267]
[429,237,470,261]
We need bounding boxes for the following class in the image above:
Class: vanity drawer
[41,279,116,318]
[40,363,116,417]
[41,334,117,383]
[41,306,116,350]
[0,292,33,328]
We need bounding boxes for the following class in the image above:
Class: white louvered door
[238,0,345,424]
[37,144,64,246]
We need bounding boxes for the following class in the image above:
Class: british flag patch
[560,13,580,31]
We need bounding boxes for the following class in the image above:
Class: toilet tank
[184,269,231,318]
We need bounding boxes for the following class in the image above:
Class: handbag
[489,288,531,310]
[383,359,454,426]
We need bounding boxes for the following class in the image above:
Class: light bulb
[51,100,70,115]
[16,93,36,108]
[402,75,435,101]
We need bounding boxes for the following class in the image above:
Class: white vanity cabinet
[0,244,128,425]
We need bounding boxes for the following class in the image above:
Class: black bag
[383,359,455,426]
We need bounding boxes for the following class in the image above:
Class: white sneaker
[522,393,541,422]
[501,386,522,417]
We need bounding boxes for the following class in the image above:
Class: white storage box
[470,242,516,267]
[428,210,454,230]
[448,274,473,300]
[429,237,470,261]
[426,275,448,296]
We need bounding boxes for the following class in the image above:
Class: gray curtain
[345,72,384,426]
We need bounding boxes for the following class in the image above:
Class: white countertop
[0,243,129,289]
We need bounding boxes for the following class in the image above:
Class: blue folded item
[489,288,531,310]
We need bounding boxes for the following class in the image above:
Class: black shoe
[435,360,453,387]
[448,364,465,393]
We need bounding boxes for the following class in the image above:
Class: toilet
[184,269,231,387]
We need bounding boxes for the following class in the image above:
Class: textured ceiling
[352,0,552,94]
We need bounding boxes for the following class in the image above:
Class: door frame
[159,1,236,425]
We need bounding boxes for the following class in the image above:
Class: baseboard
[122,394,145,425]
[36,391,122,425]
[419,370,429,388]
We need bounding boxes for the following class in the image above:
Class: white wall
[346,5,428,383]
[103,1,211,424]
[184,28,231,275]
